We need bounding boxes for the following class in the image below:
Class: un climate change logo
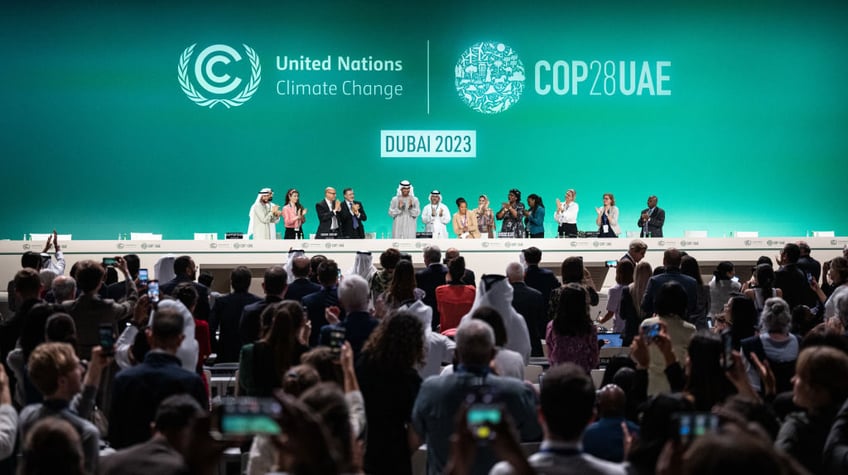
[455,41,525,114]
[178,44,261,109]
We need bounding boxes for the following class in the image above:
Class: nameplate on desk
[416,232,433,239]
[225,232,244,240]
[317,232,339,239]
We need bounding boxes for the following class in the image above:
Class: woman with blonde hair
[620,260,653,346]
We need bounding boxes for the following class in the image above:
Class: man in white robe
[388,180,420,239]
[248,188,280,240]
[421,190,451,239]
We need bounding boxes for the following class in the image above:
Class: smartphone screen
[605,260,618,268]
[212,397,282,440]
[676,412,719,446]
[644,323,661,339]
[328,329,346,356]
[102,257,117,267]
[99,325,115,356]
[721,329,734,370]
[138,268,149,284]
[147,280,160,303]
[467,404,502,441]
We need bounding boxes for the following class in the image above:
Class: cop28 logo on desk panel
[178,43,261,109]
[455,41,525,114]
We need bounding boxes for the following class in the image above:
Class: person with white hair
[248,188,280,240]
[399,300,455,379]
[388,180,420,239]
[320,274,378,360]
[741,297,799,393]
[347,251,377,282]
[460,274,531,364]
[421,190,451,239]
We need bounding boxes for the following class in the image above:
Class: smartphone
[605,260,618,268]
[467,404,502,441]
[138,268,149,284]
[99,324,115,356]
[675,412,719,446]
[327,328,346,356]
[806,272,813,284]
[644,323,661,339]
[147,280,160,303]
[102,257,117,267]
[211,397,282,440]
[721,328,734,370]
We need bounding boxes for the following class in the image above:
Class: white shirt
[554,202,579,224]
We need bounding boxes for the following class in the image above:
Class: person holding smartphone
[638,282,696,396]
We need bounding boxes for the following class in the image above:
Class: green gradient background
[2,0,846,239]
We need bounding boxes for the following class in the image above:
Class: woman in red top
[435,257,475,332]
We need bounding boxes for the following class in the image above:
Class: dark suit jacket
[338,200,367,239]
[510,282,545,357]
[641,269,698,318]
[160,276,210,322]
[302,286,342,347]
[210,291,262,363]
[797,256,822,284]
[315,199,339,237]
[108,352,206,449]
[286,278,322,302]
[239,295,283,345]
[99,437,186,475]
[637,207,665,237]
[105,279,136,302]
[775,263,817,310]
[524,265,560,308]
[416,264,448,331]
[319,310,379,360]
[462,269,476,286]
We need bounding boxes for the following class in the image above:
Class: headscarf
[396,180,415,197]
[154,254,176,283]
[284,249,306,284]
[247,188,275,239]
[460,274,531,363]
[348,251,377,282]
[149,299,198,371]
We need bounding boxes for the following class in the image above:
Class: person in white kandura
[421,190,451,239]
[388,180,420,239]
[248,188,280,240]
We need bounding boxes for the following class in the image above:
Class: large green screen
[2,0,846,239]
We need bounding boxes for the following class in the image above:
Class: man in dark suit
[641,248,698,318]
[108,306,207,449]
[319,274,378,360]
[315,186,341,239]
[209,266,261,362]
[159,255,210,322]
[416,245,448,331]
[775,243,818,310]
[507,262,545,357]
[285,256,322,302]
[337,187,367,239]
[444,247,476,286]
[522,247,560,307]
[106,254,140,301]
[239,266,287,345]
[621,240,648,266]
[100,394,204,475]
[303,260,343,347]
[797,241,822,284]
[637,195,665,238]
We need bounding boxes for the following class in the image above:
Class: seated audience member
[239,265,288,346]
[522,246,561,307]
[400,300,455,379]
[435,256,476,332]
[0,365,16,461]
[17,417,86,475]
[375,259,424,318]
[641,248,698,318]
[416,245,449,330]
[100,394,205,475]
[319,274,378,360]
[285,256,322,302]
[708,261,741,318]
[356,311,425,475]
[640,282,696,395]
[680,255,710,329]
[105,254,140,302]
[774,243,817,311]
[506,261,545,357]
[369,248,401,303]
[108,306,207,449]
[239,301,310,397]
[20,343,110,473]
[582,384,640,463]
[303,260,343,347]
[490,363,624,475]
[460,274,532,364]
[741,297,798,394]
[412,319,541,475]
[546,283,599,374]
[777,345,848,474]
[63,258,137,360]
[159,255,210,321]
[209,266,262,363]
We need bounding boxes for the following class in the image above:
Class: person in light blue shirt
[523,193,546,238]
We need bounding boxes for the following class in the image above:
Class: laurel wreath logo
[178,44,261,109]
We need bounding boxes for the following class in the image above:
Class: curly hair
[361,311,424,371]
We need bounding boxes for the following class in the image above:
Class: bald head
[596,384,627,418]
[506,262,524,283]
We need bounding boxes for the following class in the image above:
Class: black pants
[558,223,578,237]
[284,228,303,239]
[530,232,545,238]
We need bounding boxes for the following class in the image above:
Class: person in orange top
[435,257,476,332]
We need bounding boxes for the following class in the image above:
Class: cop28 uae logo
[178,43,261,109]
[455,41,525,114]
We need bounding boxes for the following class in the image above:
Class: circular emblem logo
[117,243,125,250]
[22,244,31,250]
[455,41,525,114]
[234,243,241,249]
[210,243,217,249]
[178,43,261,109]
